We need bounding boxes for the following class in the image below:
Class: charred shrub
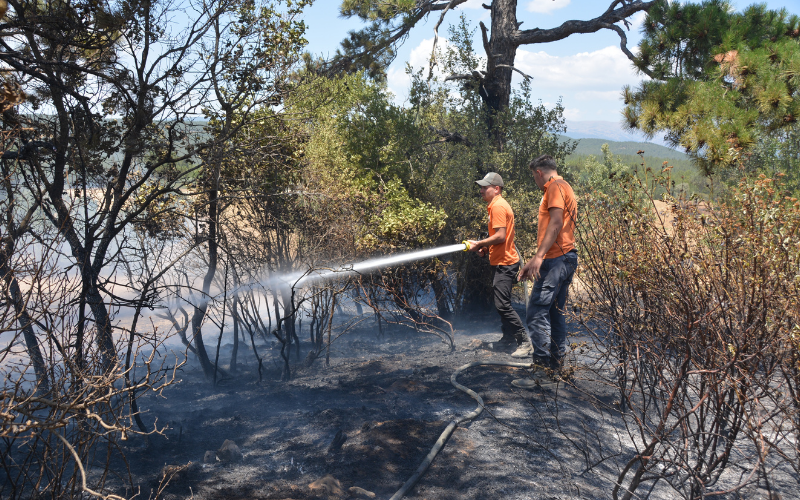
[577,169,800,499]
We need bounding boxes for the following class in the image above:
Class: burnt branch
[428,0,462,79]
[480,21,494,73]
[602,23,656,79]
[425,126,472,146]
[514,1,657,46]
[0,140,55,160]
[495,64,532,80]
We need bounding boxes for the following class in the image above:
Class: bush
[577,168,800,499]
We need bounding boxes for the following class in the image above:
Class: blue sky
[302,0,796,124]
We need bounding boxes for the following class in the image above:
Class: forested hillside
[567,137,688,160]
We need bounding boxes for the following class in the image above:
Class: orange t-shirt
[487,195,520,266]
[538,175,577,259]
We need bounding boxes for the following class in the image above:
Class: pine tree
[623,1,800,174]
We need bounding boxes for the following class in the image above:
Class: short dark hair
[529,154,558,171]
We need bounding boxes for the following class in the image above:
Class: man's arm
[519,207,563,281]
[467,227,506,254]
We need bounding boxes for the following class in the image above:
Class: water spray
[248,243,472,295]
[182,242,474,309]
[307,241,471,281]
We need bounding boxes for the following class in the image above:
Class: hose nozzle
[462,240,471,251]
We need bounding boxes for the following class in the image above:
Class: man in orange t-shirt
[466,172,530,355]
[517,155,578,379]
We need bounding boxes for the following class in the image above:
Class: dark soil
[114,309,795,500]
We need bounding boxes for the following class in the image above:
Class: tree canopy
[623,1,800,175]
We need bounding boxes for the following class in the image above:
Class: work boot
[510,343,533,358]
[493,335,517,351]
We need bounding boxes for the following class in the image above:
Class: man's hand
[466,240,488,257]
[519,255,544,281]
[467,228,506,255]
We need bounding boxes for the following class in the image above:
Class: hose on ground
[388,360,533,500]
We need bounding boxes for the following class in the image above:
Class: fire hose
[388,360,534,500]
[388,242,534,499]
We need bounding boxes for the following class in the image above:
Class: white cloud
[387,37,646,118]
[562,107,582,120]
[461,0,487,9]
[514,45,643,91]
[407,37,441,69]
[629,10,647,30]
[527,0,571,14]
[386,37,453,103]
[386,66,412,102]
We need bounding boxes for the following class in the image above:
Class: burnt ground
[112,308,797,500]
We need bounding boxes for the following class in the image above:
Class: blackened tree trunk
[230,296,240,373]
[480,0,519,119]
[191,164,221,380]
[1,260,48,391]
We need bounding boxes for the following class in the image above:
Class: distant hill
[563,119,673,149]
[565,137,689,161]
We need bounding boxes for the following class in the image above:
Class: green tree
[300,18,576,314]
[623,1,800,175]
[745,125,800,192]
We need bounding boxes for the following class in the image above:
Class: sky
[301,0,796,124]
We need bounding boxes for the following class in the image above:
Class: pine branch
[329,0,470,76]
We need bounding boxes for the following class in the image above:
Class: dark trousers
[493,262,527,344]
[526,251,578,361]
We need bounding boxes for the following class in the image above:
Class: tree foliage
[624,1,800,175]
[297,18,576,315]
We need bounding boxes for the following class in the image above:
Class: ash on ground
[114,311,796,500]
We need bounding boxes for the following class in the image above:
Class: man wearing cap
[515,155,578,385]
[467,172,531,357]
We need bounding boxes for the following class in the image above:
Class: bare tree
[0,0,310,496]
